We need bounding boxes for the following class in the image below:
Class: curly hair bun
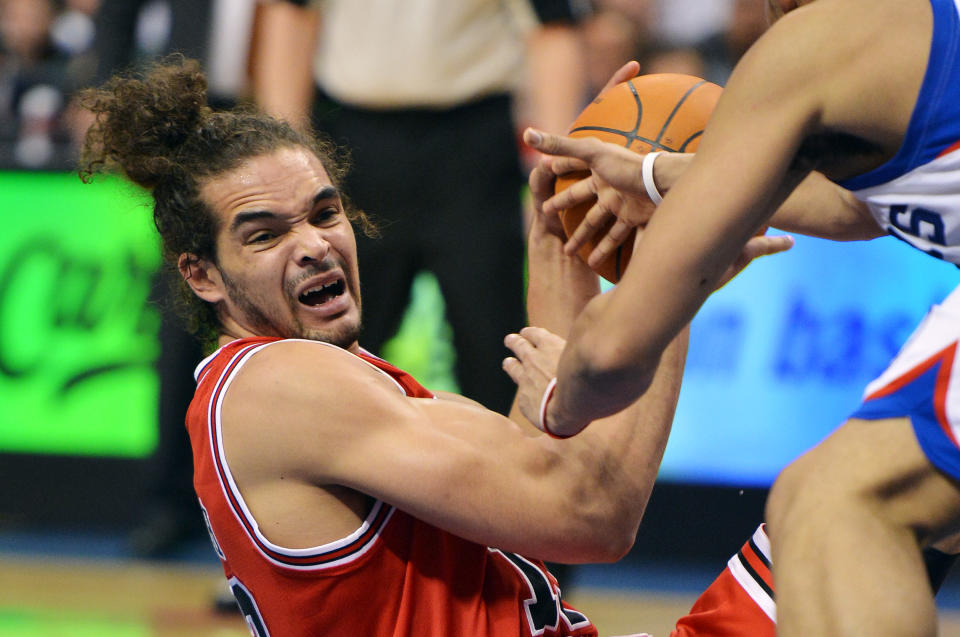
[79,55,212,189]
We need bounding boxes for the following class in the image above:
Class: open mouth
[298,279,346,306]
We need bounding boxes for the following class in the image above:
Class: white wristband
[537,377,571,439]
[641,151,664,205]
[538,377,557,433]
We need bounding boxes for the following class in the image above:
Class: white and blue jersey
[838,0,960,264]
[845,0,960,479]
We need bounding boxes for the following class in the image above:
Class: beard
[219,258,362,349]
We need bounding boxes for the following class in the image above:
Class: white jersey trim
[727,525,776,623]
[206,339,401,570]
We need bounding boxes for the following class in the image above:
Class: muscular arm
[221,335,685,564]
[542,0,925,434]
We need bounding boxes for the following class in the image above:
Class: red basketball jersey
[187,337,597,637]
[671,525,776,637]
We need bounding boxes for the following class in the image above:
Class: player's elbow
[552,468,645,562]
[569,508,641,563]
[550,514,639,563]
[575,334,658,403]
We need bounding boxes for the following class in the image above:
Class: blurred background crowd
[0,0,766,171]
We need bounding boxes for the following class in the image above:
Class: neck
[216,330,362,355]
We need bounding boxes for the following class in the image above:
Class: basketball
[555,73,722,283]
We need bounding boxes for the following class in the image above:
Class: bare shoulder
[219,340,413,480]
[723,0,932,141]
[228,339,390,396]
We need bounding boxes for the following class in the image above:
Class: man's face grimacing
[194,146,363,350]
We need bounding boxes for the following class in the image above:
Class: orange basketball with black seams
[556,73,723,283]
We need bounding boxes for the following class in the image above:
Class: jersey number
[890,204,946,259]
[228,577,271,637]
[493,550,590,635]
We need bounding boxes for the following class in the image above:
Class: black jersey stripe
[736,549,775,600]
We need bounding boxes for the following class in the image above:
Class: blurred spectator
[92,0,253,107]
[0,0,78,168]
[583,0,766,105]
[654,0,733,46]
[581,8,648,99]
[639,40,708,78]
[693,0,768,84]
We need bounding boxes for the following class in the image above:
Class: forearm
[602,324,688,521]
[652,155,881,241]
[768,171,883,240]
[525,219,600,336]
[554,324,690,557]
[250,1,319,127]
[545,289,664,433]
[507,216,600,430]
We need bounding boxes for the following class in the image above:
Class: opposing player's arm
[653,154,881,240]
[221,336,685,564]
[541,1,873,434]
[543,148,880,265]
[769,171,882,240]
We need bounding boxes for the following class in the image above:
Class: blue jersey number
[889,204,947,259]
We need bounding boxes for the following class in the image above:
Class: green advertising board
[0,172,160,457]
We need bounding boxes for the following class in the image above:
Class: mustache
[285,257,343,295]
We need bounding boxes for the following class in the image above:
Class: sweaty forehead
[201,147,333,224]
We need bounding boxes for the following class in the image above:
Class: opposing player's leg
[767,415,960,637]
[768,286,960,636]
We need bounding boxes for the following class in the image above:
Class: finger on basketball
[600,60,640,95]
[548,155,590,177]
[543,176,596,217]
[564,202,609,256]
[589,219,634,268]
[524,128,600,161]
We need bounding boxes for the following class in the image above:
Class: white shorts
[852,284,960,479]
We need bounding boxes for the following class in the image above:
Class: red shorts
[671,525,775,637]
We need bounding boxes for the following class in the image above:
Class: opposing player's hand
[502,327,567,433]
[525,130,650,202]
[526,61,640,245]
[562,174,657,267]
[717,233,795,289]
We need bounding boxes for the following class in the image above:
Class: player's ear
[179,253,226,304]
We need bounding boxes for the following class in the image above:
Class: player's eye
[248,230,275,244]
[313,207,339,225]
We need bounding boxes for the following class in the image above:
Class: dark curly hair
[78,55,375,348]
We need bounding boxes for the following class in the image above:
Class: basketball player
[77,58,790,637]
[515,0,960,634]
